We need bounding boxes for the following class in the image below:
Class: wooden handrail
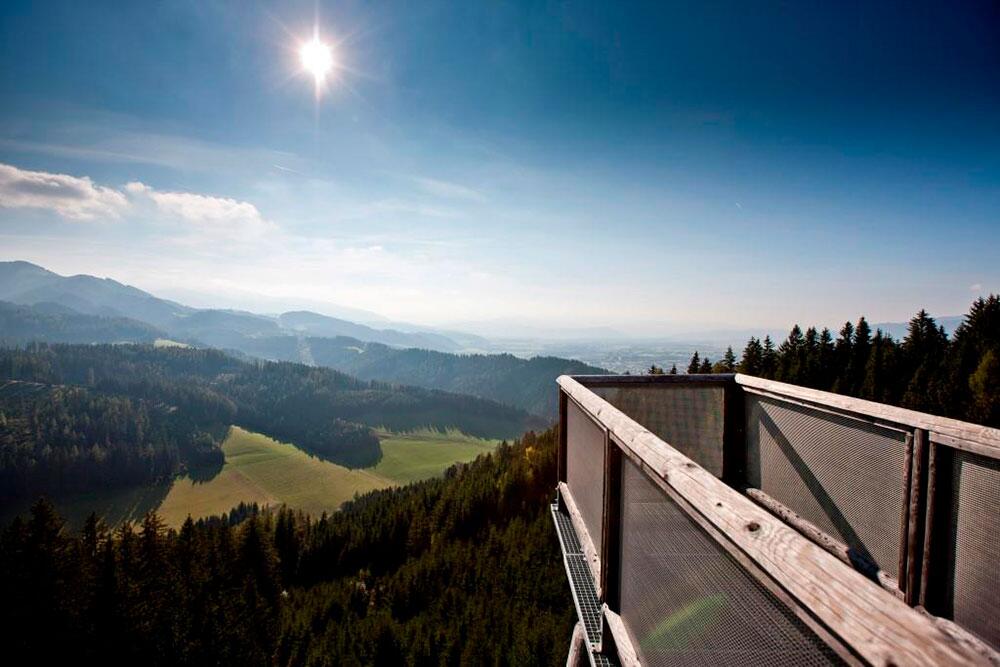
[735,374,1000,456]
[558,374,991,666]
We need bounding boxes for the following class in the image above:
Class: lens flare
[300,35,334,89]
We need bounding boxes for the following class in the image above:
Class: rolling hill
[305,336,607,417]
[0,260,606,417]
[0,300,166,344]
[0,261,464,352]
[0,343,545,506]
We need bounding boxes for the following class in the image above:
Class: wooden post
[600,437,623,610]
[918,442,939,610]
[558,389,568,483]
[905,429,929,605]
[897,432,914,591]
[722,379,746,487]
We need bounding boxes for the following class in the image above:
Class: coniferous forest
[0,343,543,502]
[1,297,997,666]
[677,296,1000,427]
[0,428,573,666]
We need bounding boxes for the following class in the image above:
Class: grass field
[372,428,498,484]
[155,427,392,526]
[149,426,499,526]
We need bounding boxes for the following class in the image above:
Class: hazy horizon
[1,1,998,333]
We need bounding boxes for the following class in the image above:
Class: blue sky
[0,0,997,333]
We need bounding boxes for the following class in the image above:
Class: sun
[300,35,334,88]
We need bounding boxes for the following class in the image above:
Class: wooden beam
[557,375,989,666]
[600,440,623,609]
[565,621,586,667]
[906,429,928,605]
[919,442,938,609]
[558,389,568,483]
[734,374,1000,456]
[747,487,902,598]
[722,381,747,487]
[897,432,914,591]
[601,607,641,667]
[571,373,734,387]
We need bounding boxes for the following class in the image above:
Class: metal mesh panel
[552,503,619,667]
[592,384,725,476]
[618,459,844,666]
[566,399,606,561]
[943,449,1000,651]
[745,394,908,579]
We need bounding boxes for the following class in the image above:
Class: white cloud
[0,162,128,220]
[970,283,983,292]
[126,181,275,237]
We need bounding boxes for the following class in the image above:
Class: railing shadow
[758,409,879,570]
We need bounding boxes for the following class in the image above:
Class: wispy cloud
[0,130,304,176]
[970,283,983,292]
[0,162,128,220]
[412,176,486,202]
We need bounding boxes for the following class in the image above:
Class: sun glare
[300,35,334,88]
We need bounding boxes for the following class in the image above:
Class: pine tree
[818,328,835,387]
[720,346,737,372]
[687,351,700,374]
[761,336,777,378]
[669,364,678,375]
[699,357,712,373]
[777,325,805,382]
[832,321,854,392]
[739,338,763,375]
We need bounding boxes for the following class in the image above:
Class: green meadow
[371,427,498,484]
[150,426,498,527]
[34,425,499,528]
[156,427,392,526]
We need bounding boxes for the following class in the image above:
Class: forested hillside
[0,344,545,503]
[0,300,165,345]
[0,427,573,666]
[306,336,607,417]
[680,296,1000,427]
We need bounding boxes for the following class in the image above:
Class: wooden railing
[553,373,1000,667]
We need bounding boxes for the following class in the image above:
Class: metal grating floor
[552,500,617,667]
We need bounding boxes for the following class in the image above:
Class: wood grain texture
[602,607,641,667]
[557,374,990,666]
[746,487,902,598]
[905,429,928,605]
[734,374,1000,455]
[565,621,586,667]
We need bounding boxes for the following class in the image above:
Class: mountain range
[0,261,605,417]
[0,261,465,352]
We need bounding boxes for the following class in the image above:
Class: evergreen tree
[761,336,778,378]
[777,325,805,382]
[832,321,854,392]
[849,317,873,393]
[718,346,737,373]
[669,364,678,375]
[818,328,835,387]
[739,337,763,375]
[969,349,1000,425]
[687,351,700,374]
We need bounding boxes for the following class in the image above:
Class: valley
[5,425,499,529]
